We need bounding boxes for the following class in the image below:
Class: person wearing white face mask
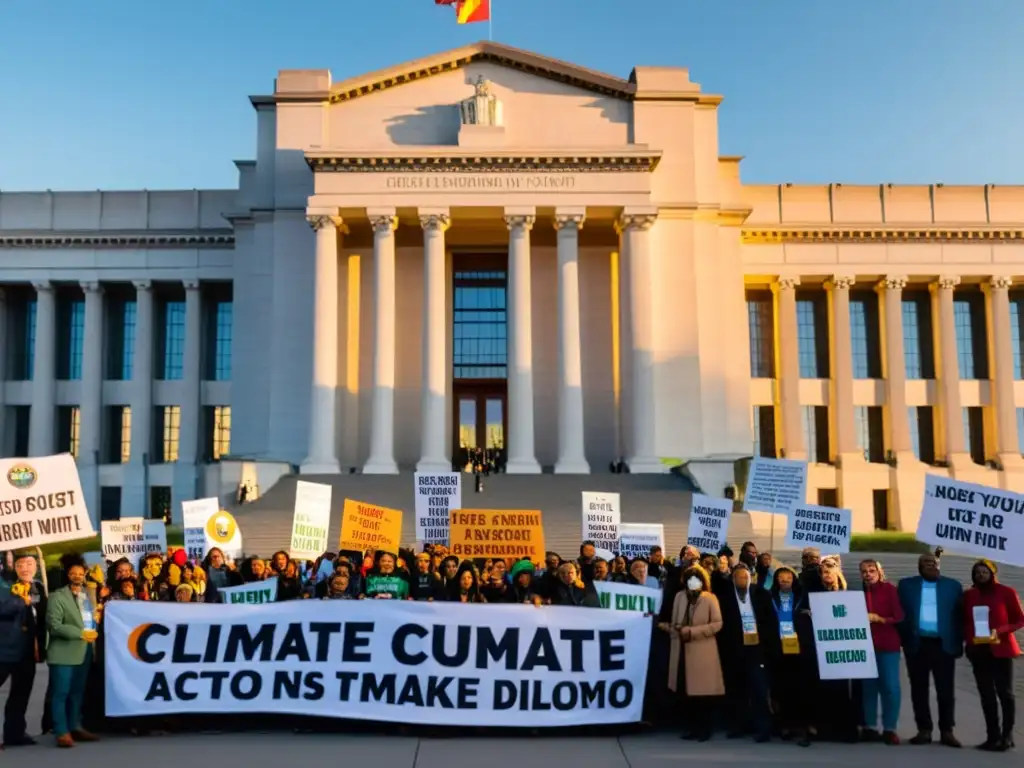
[659,564,724,741]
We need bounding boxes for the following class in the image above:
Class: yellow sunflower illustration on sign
[206,511,238,546]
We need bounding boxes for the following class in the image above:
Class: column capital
[878,275,908,291]
[31,279,53,292]
[504,214,535,231]
[132,279,153,292]
[772,276,801,292]
[183,278,201,291]
[419,213,451,232]
[80,280,103,294]
[989,275,1013,290]
[307,214,345,233]
[617,212,657,232]
[933,275,961,291]
[554,212,586,231]
[826,274,856,290]
[369,214,399,234]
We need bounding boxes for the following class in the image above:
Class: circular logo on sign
[7,464,37,490]
[206,511,238,545]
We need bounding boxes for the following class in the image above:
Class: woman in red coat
[962,558,1023,752]
[860,559,905,744]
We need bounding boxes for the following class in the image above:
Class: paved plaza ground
[2,551,1020,766]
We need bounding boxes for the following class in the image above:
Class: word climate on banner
[0,454,94,549]
[917,474,1024,566]
[687,494,731,553]
[743,457,808,515]
[290,481,332,561]
[103,600,651,726]
[340,500,402,554]
[449,509,545,562]
[617,523,664,560]
[808,591,877,680]
[784,503,852,553]
[414,472,461,545]
[595,581,663,615]
[581,492,620,553]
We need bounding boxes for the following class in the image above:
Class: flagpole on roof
[488,0,493,41]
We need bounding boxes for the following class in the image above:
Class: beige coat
[667,590,725,697]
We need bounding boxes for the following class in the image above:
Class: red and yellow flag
[456,0,490,24]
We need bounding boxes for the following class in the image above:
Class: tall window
[57,298,85,380]
[103,406,131,464]
[796,295,829,378]
[154,406,181,463]
[746,292,775,378]
[954,296,988,380]
[453,269,507,379]
[850,294,882,379]
[11,406,30,456]
[854,406,885,463]
[902,294,935,379]
[1011,295,1024,380]
[158,300,186,380]
[106,298,137,380]
[210,300,232,381]
[55,406,81,459]
[1017,408,1024,454]
[6,297,36,380]
[150,487,172,522]
[963,407,985,465]
[909,406,937,464]
[752,406,776,458]
[204,405,232,460]
[803,405,830,463]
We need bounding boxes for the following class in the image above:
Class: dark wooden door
[453,381,507,470]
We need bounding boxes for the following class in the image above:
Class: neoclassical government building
[2,42,1023,531]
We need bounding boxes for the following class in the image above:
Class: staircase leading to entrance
[229,472,758,559]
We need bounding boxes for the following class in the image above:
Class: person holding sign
[859,560,905,745]
[962,559,1023,752]
[46,555,101,748]
[716,564,772,742]
[662,565,724,742]
[896,553,964,748]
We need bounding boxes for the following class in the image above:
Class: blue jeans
[862,650,901,731]
[49,647,92,737]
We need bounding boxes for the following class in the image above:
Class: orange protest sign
[340,499,403,554]
[448,509,545,563]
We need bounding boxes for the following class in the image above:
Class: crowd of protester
[0,539,1021,751]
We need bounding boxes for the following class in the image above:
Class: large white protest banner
[595,581,663,616]
[808,591,877,680]
[743,457,808,515]
[104,600,651,726]
[101,518,147,561]
[218,576,278,605]
[289,482,332,561]
[581,492,621,553]
[0,454,94,550]
[181,498,218,560]
[617,523,665,560]
[414,472,461,545]
[687,494,731,553]
[784,503,852,553]
[917,474,1024,567]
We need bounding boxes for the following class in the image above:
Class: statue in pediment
[459,75,504,127]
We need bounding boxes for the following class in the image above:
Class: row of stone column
[5,279,203,469]
[301,207,662,474]
[773,274,1019,464]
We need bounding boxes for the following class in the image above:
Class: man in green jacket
[46,555,100,748]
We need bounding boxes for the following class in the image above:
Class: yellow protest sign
[340,499,402,554]
[448,509,545,563]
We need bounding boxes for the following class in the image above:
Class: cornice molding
[0,232,235,249]
[305,154,660,173]
[742,227,1024,244]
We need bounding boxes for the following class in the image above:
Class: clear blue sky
[1,0,1022,191]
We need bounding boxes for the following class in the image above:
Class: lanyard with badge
[738,594,759,645]
[77,592,96,631]
[777,596,800,654]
